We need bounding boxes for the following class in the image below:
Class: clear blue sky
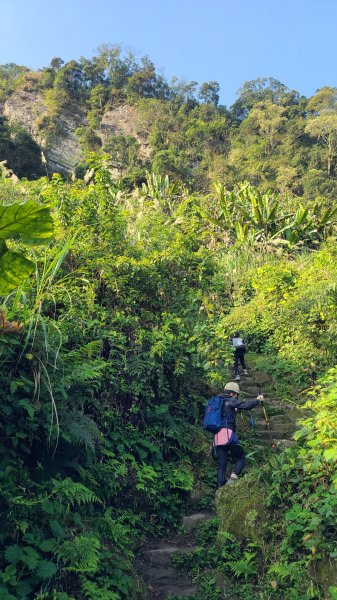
[1,0,336,106]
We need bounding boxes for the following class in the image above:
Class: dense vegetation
[0,157,336,599]
[0,48,336,600]
[0,116,44,179]
[1,49,337,198]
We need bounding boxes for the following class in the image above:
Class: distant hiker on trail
[203,382,263,487]
[232,331,247,381]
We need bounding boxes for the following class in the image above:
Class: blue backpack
[203,396,224,434]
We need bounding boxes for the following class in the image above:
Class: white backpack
[232,336,245,348]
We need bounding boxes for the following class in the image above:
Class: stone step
[255,405,280,412]
[254,438,295,449]
[267,414,297,421]
[256,438,295,449]
[182,510,215,532]
[147,581,198,599]
[231,372,272,385]
[253,418,296,428]
[242,385,265,395]
[273,439,296,448]
[139,541,198,598]
[142,564,178,582]
[257,429,292,440]
[246,413,284,422]
[140,545,194,567]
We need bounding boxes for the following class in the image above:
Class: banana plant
[140,171,183,214]
[235,221,255,244]
[245,188,280,233]
[0,200,54,294]
[213,182,250,229]
[311,200,337,238]
[211,182,337,249]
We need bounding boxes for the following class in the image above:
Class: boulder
[310,556,337,595]
[216,475,266,547]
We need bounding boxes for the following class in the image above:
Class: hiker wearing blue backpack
[203,381,263,487]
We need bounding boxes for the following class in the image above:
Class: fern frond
[58,534,100,573]
[81,578,120,599]
[64,411,101,452]
[50,477,101,509]
[62,359,106,388]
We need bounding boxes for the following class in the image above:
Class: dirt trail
[137,370,298,599]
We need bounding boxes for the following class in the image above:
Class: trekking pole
[256,383,275,448]
[249,410,255,431]
[240,412,247,432]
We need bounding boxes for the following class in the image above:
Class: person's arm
[230,398,259,410]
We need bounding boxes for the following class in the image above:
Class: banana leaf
[0,200,54,294]
[0,200,53,244]
[0,240,34,294]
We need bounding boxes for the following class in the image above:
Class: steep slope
[3,89,85,172]
[3,89,150,174]
[136,369,298,599]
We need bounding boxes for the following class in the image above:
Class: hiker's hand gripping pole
[260,397,269,425]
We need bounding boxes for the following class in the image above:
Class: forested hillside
[0,48,336,600]
[1,47,337,199]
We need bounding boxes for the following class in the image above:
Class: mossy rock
[310,556,337,595]
[215,475,266,547]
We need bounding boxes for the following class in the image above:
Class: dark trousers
[234,347,246,375]
[217,442,246,487]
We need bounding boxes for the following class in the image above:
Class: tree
[231,77,298,121]
[54,60,84,98]
[126,56,170,99]
[50,57,64,71]
[0,63,28,101]
[242,100,287,158]
[305,87,337,176]
[96,44,137,90]
[170,78,198,107]
[199,81,220,106]
[105,135,140,174]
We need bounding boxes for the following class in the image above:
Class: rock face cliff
[3,90,85,174]
[99,104,150,161]
[2,89,150,175]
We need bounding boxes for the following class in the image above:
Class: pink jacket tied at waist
[214,427,233,446]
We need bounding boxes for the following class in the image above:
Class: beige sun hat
[224,382,240,394]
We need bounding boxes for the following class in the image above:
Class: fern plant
[228,551,257,581]
[57,534,100,573]
[63,410,101,452]
[81,578,120,600]
[49,477,101,511]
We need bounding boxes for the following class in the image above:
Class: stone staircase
[137,369,299,599]
[237,370,299,448]
[137,511,214,599]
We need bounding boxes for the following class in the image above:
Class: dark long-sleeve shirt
[220,395,258,432]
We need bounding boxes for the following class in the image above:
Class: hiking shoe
[235,374,240,381]
[243,369,248,375]
[226,473,239,485]
[226,476,238,486]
